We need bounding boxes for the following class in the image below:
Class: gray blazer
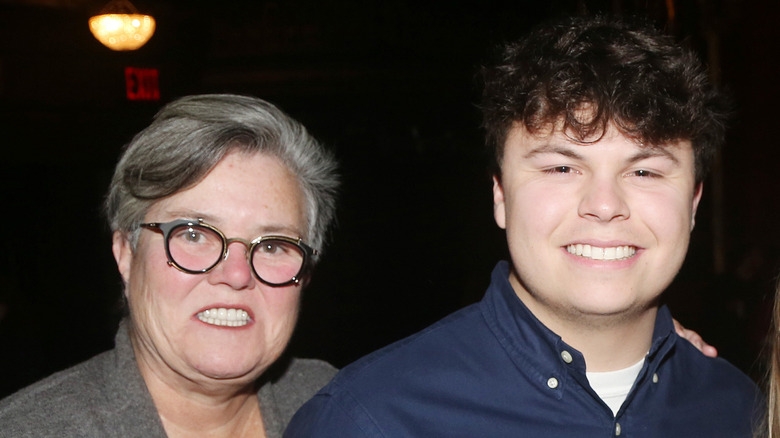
[0,321,336,437]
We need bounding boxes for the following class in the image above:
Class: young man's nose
[577,177,630,222]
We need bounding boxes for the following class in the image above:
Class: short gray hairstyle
[105,94,339,255]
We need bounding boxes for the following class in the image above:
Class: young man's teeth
[197,308,250,327]
[566,244,636,261]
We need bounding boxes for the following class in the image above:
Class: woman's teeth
[197,308,250,327]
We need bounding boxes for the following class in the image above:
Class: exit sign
[125,67,160,101]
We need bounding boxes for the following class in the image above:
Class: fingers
[672,318,719,358]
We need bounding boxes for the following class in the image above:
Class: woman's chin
[192,359,266,383]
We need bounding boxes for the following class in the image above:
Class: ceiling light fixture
[89,0,155,51]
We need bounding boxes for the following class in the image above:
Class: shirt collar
[481,261,678,377]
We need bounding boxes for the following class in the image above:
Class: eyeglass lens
[167,223,305,285]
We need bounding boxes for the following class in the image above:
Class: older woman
[0,94,339,437]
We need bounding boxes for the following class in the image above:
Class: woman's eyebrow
[156,211,303,237]
[257,224,304,237]
[155,209,208,221]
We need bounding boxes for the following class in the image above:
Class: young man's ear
[493,175,507,230]
[112,231,133,295]
[690,183,704,231]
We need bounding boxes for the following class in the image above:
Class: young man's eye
[631,169,659,178]
[545,166,575,174]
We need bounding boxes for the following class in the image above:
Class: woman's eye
[261,243,279,254]
[175,228,206,244]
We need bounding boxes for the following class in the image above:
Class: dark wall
[0,0,778,398]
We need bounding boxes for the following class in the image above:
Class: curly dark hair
[480,15,728,184]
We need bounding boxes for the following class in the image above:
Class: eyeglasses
[139,218,316,286]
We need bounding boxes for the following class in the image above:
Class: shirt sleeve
[283,390,385,438]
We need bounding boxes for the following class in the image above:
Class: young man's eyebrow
[524,142,683,166]
[628,148,681,166]
[523,144,584,160]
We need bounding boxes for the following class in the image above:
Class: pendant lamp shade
[89,0,155,51]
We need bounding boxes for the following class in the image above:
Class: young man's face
[493,123,702,329]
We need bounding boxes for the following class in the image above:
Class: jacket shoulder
[0,350,117,437]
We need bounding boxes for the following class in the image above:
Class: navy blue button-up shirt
[286,262,763,437]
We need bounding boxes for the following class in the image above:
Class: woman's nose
[209,241,255,290]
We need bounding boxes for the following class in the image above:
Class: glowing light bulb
[88,2,155,51]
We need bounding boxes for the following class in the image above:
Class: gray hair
[105,94,339,255]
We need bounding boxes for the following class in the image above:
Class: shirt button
[560,350,573,363]
[547,377,559,389]
[615,422,622,436]
[652,373,659,383]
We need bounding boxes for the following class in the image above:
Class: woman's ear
[112,231,133,292]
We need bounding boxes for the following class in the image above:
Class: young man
[285,16,762,437]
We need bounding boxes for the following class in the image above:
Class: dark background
[0,0,778,398]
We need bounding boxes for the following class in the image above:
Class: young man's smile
[565,243,637,261]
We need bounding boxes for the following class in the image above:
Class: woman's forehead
[145,152,307,235]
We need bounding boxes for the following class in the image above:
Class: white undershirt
[586,357,645,416]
